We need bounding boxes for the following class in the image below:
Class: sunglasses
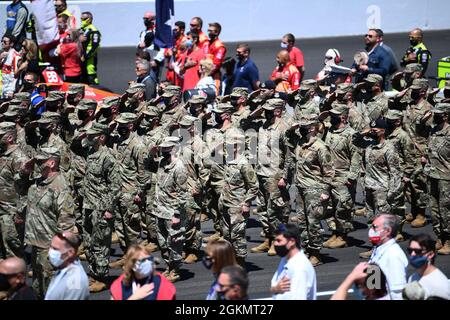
[190,24,198,27]
[407,247,426,255]
[365,34,375,38]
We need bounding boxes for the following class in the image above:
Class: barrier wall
[1,0,449,47]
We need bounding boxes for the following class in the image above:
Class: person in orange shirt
[189,17,209,54]
[270,50,301,93]
[166,21,187,84]
[281,33,305,80]
[207,22,226,95]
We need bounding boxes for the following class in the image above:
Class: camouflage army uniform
[82,124,119,281]
[119,83,147,114]
[25,148,76,299]
[159,86,187,131]
[363,93,389,123]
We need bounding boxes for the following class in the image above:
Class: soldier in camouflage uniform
[61,84,85,145]
[158,86,187,132]
[391,63,423,92]
[149,136,189,282]
[230,87,251,127]
[293,80,320,122]
[287,114,335,266]
[44,91,66,113]
[219,129,259,266]
[96,96,120,126]
[362,74,389,123]
[424,103,450,255]
[119,82,147,114]
[24,148,76,299]
[82,123,119,292]
[352,118,403,258]
[322,104,361,248]
[0,122,30,259]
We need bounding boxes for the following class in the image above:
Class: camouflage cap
[37,111,61,124]
[67,84,86,95]
[46,90,65,102]
[125,82,146,94]
[161,85,181,98]
[335,83,354,95]
[262,98,285,110]
[141,106,160,117]
[159,136,180,148]
[8,98,23,106]
[101,96,120,109]
[77,99,98,111]
[230,87,249,98]
[116,112,138,124]
[34,147,60,160]
[179,115,197,127]
[300,79,317,91]
[410,78,429,90]
[404,63,423,74]
[188,95,207,104]
[86,122,109,135]
[212,103,234,114]
[224,129,246,145]
[13,92,31,102]
[329,103,349,116]
[370,117,387,129]
[2,106,21,118]
[385,109,403,120]
[365,74,383,85]
[298,114,319,126]
[0,122,16,135]
[431,103,450,114]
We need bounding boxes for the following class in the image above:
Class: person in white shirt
[270,223,316,300]
[367,214,408,300]
[0,34,21,99]
[195,58,216,93]
[406,233,450,300]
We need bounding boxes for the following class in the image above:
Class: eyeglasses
[365,34,375,38]
[371,224,383,231]
[407,247,426,255]
[190,24,198,27]
[56,232,80,249]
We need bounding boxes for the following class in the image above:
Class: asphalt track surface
[87,30,450,300]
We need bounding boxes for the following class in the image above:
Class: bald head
[410,28,423,39]
[277,49,291,65]
[0,257,26,275]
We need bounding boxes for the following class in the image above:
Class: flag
[154,0,174,49]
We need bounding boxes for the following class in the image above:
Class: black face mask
[161,151,172,159]
[0,273,11,291]
[39,126,51,137]
[410,39,419,47]
[216,290,227,301]
[117,126,129,137]
[299,127,310,139]
[265,110,275,121]
[202,256,213,270]
[78,111,89,121]
[102,109,112,118]
[215,113,224,125]
[163,97,173,107]
[23,81,34,91]
[444,89,450,99]
[189,106,198,116]
[208,33,217,41]
[274,244,289,257]
[433,114,445,126]
[386,121,397,132]
[369,131,380,141]
[330,115,341,127]
[411,90,423,102]
[46,103,59,112]
[236,54,245,61]
[144,19,154,28]
[230,98,239,107]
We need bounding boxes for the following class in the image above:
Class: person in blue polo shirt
[231,43,260,93]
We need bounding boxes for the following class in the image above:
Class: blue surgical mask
[352,283,366,300]
[48,248,65,268]
[134,258,153,278]
[409,255,428,269]
[280,42,288,49]
[185,40,193,49]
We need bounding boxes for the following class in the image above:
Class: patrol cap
[385,109,403,120]
[2,105,22,118]
[46,91,65,102]
[35,147,60,161]
[67,84,86,95]
[431,103,450,114]
[298,114,319,126]
[410,78,429,90]
[262,98,285,110]
[8,98,23,106]
[212,103,234,114]
[365,74,383,85]
[13,92,31,102]
[259,80,276,90]
[404,63,423,74]
[115,112,138,124]
[224,129,246,145]
[300,79,317,91]
[159,136,180,148]
[161,85,181,98]
[125,82,146,95]
[230,87,249,98]
[179,115,197,127]
[188,95,207,104]
[141,106,160,117]
[77,99,97,111]
[370,117,387,129]
[329,103,349,117]
[101,96,120,109]
[86,122,109,135]
[37,111,61,124]
[0,122,16,135]
[335,83,354,95]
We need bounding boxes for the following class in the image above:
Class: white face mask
[48,248,65,267]
[133,258,153,278]
[280,42,288,49]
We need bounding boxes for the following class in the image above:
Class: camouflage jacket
[25,173,75,248]
[403,99,432,155]
[38,133,72,173]
[387,127,421,178]
[159,103,187,132]
[232,106,251,130]
[425,124,450,181]
[179,135,209,196]
[293,99,320,122]
[363,93,389,123]
[203,126,231,190]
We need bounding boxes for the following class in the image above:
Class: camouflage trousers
[429,178,450,240]
[297,188,329,251]
[405,173,429,214]
[143,183,158,243]
[184,194,203,254]
[115,193,142,253]
[156,214,186,271]
[31,246,53,300]
[326,183,356,234]
[256,175,291,239]
[0,211,23,259]
[219,204,248,259]
[72,182,84,240]
[365,188,404,223]
[83,208,113,280]
[206,185,223,234]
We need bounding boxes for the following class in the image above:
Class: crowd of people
[0,0,449,301]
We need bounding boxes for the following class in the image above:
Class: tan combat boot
[322,233,337,248]
[109,257,125,269]
[359,249,373,259]
[436,239,443,251]
[404,212,414,223]
[328,234,348,249]
[166,269,181,283]
[354,207,367,217]
[437,240,450,255]
[111,232,119,244]
[184,253,199,264]
[411,209,427,228]
[203,232,221,243]
[250,238,271,253]
[308,250,322,267]
[89,277,107,293]
[267,242,277,256]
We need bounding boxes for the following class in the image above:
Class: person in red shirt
[207,22,226,92]
[189,17,209,55]
[281,33,305,80]
[55,29,82,83]
[180,30,205,92]
[270,50,300,93]
[166,21,187,84]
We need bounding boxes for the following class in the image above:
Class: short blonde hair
[199,58,215,76]
[122,244,154,286]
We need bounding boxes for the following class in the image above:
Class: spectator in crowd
[366,214,408,300]
[270,224,316,300]
[110,244,176,300]
[56,29,83,83]
[189,17,209,54]
[17,71,39,93]
[231,43,260,92]
[204,239,238,300]
[270,50,300,93]
[195,58,216,95]
[215,265,249,300]
[135,59,157,100]
[220,56,236,96]
[281,33,305,79]
[166,21,187,86]
[54,0,76,30]
[181,31,205,92]
[5,0,28,50]
[138,11,156,52]
[331,262,389,300]
[0,257,37,300]
[80,11,101,85]
[0,34,20,99]
[15,39,40,91]
[401,28,432,76]
[406,233,450,300]
[45,232,89,300]
[169,41,187,89]
[207,22,226,93]
[57,14,70,42]
[375,29,400,77]
[316,48,343,82]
